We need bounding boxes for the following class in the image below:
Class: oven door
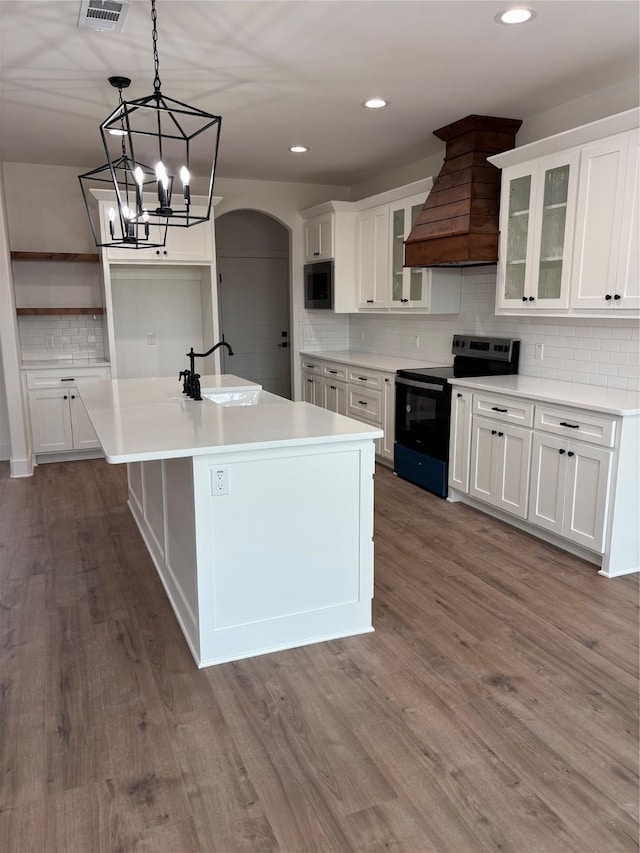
[395,377,451,461]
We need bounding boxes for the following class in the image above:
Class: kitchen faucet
[180,340,234,401]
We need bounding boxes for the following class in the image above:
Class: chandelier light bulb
[108,206,116,238]
[134,166,145,186]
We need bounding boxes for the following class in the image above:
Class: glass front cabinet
[390,194,429,309]
[496,151,579,312]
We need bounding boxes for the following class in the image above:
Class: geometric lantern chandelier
[79,0,222,249]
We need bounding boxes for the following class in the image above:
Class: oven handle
[395,377,446,393]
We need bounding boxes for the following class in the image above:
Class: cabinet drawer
[321,362,348,381]
[347,386,382,423]
[534,405,616,447]
[473,394,534,427]
[347,367,382,389]
[300,358,322,374]
[25,367,111,389]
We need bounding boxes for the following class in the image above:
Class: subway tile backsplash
[18,314,106,362]
[304,267,639,391]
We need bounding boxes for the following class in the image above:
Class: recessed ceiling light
[363,98,388,109]
[289,145,308,153]
[496,7,536,24]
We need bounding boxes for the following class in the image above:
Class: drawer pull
[357,376,368,381]
[328,369,337,374]
[61,377,75,382]
[560,421,580,429]
[491,406,508,413]
[358,400,368,406]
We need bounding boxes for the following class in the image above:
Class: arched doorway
[215,210,291,398]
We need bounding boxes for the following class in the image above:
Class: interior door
[217,256,291,398]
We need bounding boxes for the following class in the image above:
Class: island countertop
[77,374,383,464]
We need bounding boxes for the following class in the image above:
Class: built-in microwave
[304,260,334,309]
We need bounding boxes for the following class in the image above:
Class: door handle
[277,342,288,348]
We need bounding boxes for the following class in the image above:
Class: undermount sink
[202,388,282,406]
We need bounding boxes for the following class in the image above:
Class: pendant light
[79,0,222,249]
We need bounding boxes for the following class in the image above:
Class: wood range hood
[404,114,522,267]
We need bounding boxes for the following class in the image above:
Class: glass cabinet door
[536,163,570,301]
[408,202,426,305]
[391,207,405,303]
[504,173,532,301]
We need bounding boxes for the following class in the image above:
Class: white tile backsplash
[320,266,640,390]
[18,314,106,361]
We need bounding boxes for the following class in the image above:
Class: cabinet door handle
[559,448,566,455]
[71,395,76,400]
[605,294,612,301]
[328,369,337,374]
[522,296,528,302]
[529,296,535,301]
[313,251,320,256]
[330,385,336,391]
[357,376,368,381]
[366,299,374,304]
[63,395,68,400]
[614,294,621,300]
[400,298,409,303]
[498,432,504,437]
[358,400,368,406]
[457,393,462,398]
[559,421,580,429]
[156,250,161,255]
[491,406,508,413]
[307,378,313,383]
[60,377,74,382]
[491,430,497,435]
[567,451,575,457]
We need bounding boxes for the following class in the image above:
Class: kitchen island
[77,375,383,667]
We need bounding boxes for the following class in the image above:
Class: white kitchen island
[77,375,383,667]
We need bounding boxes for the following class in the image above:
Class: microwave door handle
[396,377,446,393]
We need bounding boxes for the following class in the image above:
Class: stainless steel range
[394,334,520,497]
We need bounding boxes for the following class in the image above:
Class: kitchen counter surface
[77,374,383,464]
[300,350,448,372]
[21,358,111,370]
[449,374,640,416]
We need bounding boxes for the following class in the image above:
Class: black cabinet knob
[567,451,575,457]
[491,430,497,435]
[63,395,68,400]
[457,392,462,398]
[71,395,76,400]
[559,448,566,455]
[605,294,612,300]
[498,432,504,437]
[529,296,535,301]
[522,296,527,302]
[163,250,168,256]
[614,294,621,300]
[156,250,160,255]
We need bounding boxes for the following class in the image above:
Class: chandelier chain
[151,0,162,92]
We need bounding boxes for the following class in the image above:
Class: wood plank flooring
[0,459,638,852]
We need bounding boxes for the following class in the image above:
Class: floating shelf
[11,251,100,263]
[16,307,104,316]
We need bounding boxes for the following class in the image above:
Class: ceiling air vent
[78,0,130,33]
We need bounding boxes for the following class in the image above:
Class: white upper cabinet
[98,200,214,263]
[357,205,390,309]
[496,150,579,312]
[491,109,639,318]
[304,213,334,262]
[571,129,640,311]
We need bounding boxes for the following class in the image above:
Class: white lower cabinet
[469,416,532,519]
[300,357,393,461]
[448,382,639,577]
[25,366,110,455]
[449,389,472,492]
[529,430,612,552]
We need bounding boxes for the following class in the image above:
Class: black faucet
[180,340,234,401]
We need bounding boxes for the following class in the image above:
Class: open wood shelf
[11,251,100,263]
[16,307,104,316]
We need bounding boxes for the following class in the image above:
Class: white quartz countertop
[449,374,640,416]
[77,374,383,463]
[300,350,448,372]
[21,359,111,371]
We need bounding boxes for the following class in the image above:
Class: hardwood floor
[0,458,638,852]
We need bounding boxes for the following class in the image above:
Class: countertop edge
[449,376,640,416]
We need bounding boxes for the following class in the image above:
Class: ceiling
[0,1,638,187]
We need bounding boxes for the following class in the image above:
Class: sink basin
[202,388,262,406]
